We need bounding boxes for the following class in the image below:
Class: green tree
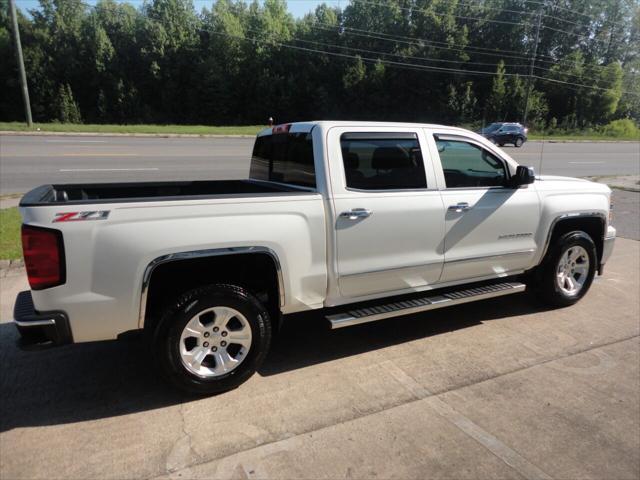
[1,0,637,127]
[487,60,507,120]
[56,83,82,123]
[447,81,477,123]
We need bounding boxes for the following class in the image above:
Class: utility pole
[9,0,33,127]
[523,6,542,126]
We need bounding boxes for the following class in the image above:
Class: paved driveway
[1,239,638,479]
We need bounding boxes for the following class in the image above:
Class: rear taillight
[21,225,66,290]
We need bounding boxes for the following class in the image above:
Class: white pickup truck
[15,121,616,393]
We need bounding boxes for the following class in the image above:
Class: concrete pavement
[1,238,638,479]
[1,134,639,194]
[612,189,640,241]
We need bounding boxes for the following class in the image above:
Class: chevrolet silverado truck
[15,121,616,394]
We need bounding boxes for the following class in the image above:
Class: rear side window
[250,133,315,188]
[340,133,427,190]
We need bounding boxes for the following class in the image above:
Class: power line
[348,0,638,48]
[296,25,620,84]
[200,26,639,96]
[23,0,639,87]
[17,0,638,49]
[204,28,519,76]
[516,0,631,28]
[244,27,530,70]
[313,23,543,62]
[55,0,640,82]
[288,0,633,30]
[309,23,634,76]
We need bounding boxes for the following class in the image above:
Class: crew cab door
[428,132,540,283]
[327,127,445,300]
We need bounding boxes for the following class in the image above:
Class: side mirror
[512,165,535,187]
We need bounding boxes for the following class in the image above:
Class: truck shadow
[261,293,550,376]
[0,293,552,432]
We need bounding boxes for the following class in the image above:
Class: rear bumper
[13,290,73,350]
[600,225,616,272]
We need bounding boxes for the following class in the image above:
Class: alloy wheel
[179,306,252,378]
[556,246,590,296]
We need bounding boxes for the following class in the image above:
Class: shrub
[600,119,640,138]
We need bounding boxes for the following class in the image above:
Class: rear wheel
[514,137,524,147]
[152,284,272,394]
[536,231,597,307]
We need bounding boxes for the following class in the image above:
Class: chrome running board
[326,282,526,329]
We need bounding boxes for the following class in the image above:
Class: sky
[281,0,328,17]
[15,0,331,17]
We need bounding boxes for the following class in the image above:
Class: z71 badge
[53,211,110,222]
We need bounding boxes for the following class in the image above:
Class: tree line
[1,0,639,129]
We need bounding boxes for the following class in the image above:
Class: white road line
[59,168,159,172]
[62,153,140,157]
[381,361,553,480]
[569,161,605,164]
[45,140,107,143]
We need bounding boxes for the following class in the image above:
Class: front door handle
[340,208,373,220]
[448,202,471,213]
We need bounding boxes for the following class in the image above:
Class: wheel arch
[539,213,606,267]
[139,247,284,330]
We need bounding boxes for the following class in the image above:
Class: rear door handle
[448,202,471,213]
[340,208,373,220]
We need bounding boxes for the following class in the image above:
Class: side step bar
[326,282,526,329]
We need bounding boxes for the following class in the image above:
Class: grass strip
[0,208,21,261]
[0,122,264,136]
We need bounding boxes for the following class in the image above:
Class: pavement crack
[164,402,203,475]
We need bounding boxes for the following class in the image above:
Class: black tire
[498,143,505,147]
[152,284,272,395]
[536,231,597,307]
[514,137,524,147]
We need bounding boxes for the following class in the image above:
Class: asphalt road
[1,134,639,194]
[1,238,638,479]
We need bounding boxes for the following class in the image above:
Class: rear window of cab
[250,133,316,188]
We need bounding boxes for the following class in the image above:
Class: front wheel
[514,137,524,147]
[152,284,272,394]
[536,231,597,307]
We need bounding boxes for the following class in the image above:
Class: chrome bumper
[601,225,616,269]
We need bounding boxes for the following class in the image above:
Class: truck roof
[258,120,465,136]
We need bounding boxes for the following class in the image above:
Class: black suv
[480,122,527,147]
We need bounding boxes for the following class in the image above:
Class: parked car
[15,121,615,394]
[480,122,528,147]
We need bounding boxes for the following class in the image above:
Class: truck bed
[20,179,311,206]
